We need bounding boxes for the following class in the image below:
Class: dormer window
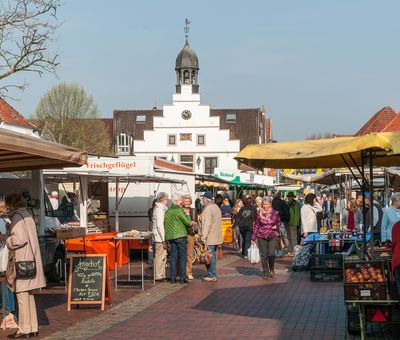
[136,114,146,123]
[226,113,236,123]
[116,133,132,155]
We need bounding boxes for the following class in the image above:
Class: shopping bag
[0,245,8,273]
[1,313,18,329]
[275,236,286,251]
[248,243,260,264]
[194,238,213,265]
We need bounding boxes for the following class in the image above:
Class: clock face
[181,110,192,120]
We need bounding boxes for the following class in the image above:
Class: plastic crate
[370,248,392,261]
[344,260,387,301]
[310,268,343,282]
[344,282,387,300]
[310,254,343,269]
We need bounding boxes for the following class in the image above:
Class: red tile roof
[355,106,397,136]
[154,158,193,173]
[0,98,36,129]
[383,116,400,132]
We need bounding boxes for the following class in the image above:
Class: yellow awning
[235,132,400,169]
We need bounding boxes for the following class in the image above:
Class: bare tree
[0,0,61,96]
[32,82,112,155]
[305,132,334,140]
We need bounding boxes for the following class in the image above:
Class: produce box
[370,247,392,261]
[310,268,343,282]
[344,261,387,301]
[56,227,86,240]
[310,254,343,269]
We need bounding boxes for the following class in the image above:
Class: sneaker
[243,256,248,259]
[202,276,217,282]
[187,275,194,280]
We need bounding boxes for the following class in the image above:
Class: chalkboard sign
[67,254,107,311]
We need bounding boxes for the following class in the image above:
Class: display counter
[65,232,128,270]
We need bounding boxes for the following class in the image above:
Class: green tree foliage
[32,82,112,155]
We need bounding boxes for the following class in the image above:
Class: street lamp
[171,156,175,163]
[196,156,201,170]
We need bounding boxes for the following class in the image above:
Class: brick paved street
[1,250,398,339]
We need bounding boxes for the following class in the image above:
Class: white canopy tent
[43,169,186,232]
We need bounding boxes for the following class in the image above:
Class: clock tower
[173,19,200,105]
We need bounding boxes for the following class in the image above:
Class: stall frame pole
[369,151,374,247]
[115,178,119,233]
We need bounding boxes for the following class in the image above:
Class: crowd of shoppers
[152,191,223,284]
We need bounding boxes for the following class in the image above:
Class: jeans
[206,245,217,278]
[1,282,15,313]
[286,225,298,252]
[240,229,252,257]
[169,237,187,280]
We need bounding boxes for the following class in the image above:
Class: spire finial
[184,18,190,42]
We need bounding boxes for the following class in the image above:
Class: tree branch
[0,0,61,97]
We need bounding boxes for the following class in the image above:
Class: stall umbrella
[236,132,400,256]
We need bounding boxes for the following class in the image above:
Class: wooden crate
[56,228,86,240]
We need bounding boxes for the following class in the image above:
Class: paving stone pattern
[1,250,397,339]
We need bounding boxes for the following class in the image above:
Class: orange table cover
[65,232,129,270]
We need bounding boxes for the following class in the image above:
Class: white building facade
[133,39,240,174]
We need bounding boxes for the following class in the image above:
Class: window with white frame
[180,155,194,169]
[197,134,205,145]
[168,135,176,145]
[205,157,218,174]
[116,133,132,155]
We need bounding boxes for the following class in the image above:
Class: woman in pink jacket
[251,197,281,279]
[3,194,46,338]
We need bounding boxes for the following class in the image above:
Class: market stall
[43,169,186,287]
[236,131,400,336]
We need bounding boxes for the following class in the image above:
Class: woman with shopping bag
[3,194,46,338]
[251,197,281,278]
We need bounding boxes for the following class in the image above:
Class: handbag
[14,213,36,280]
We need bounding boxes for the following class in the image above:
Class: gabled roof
[384,116,400,132]
[355,106,397,136]
[0,98,36,129]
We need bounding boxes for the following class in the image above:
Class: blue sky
[7,0,400,141]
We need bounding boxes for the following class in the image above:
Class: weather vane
[184,18,190,40]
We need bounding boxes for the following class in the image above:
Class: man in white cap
[49,191,59,210]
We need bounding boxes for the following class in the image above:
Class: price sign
[67,254,109,311]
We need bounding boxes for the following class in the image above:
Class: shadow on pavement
[235,266,263,277]
[36,293,68,326]
[192,282,287,319]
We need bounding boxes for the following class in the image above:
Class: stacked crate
[310,254,343,282]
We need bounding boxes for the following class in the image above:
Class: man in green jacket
[286,192,301,256]
[164,193,192,284]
